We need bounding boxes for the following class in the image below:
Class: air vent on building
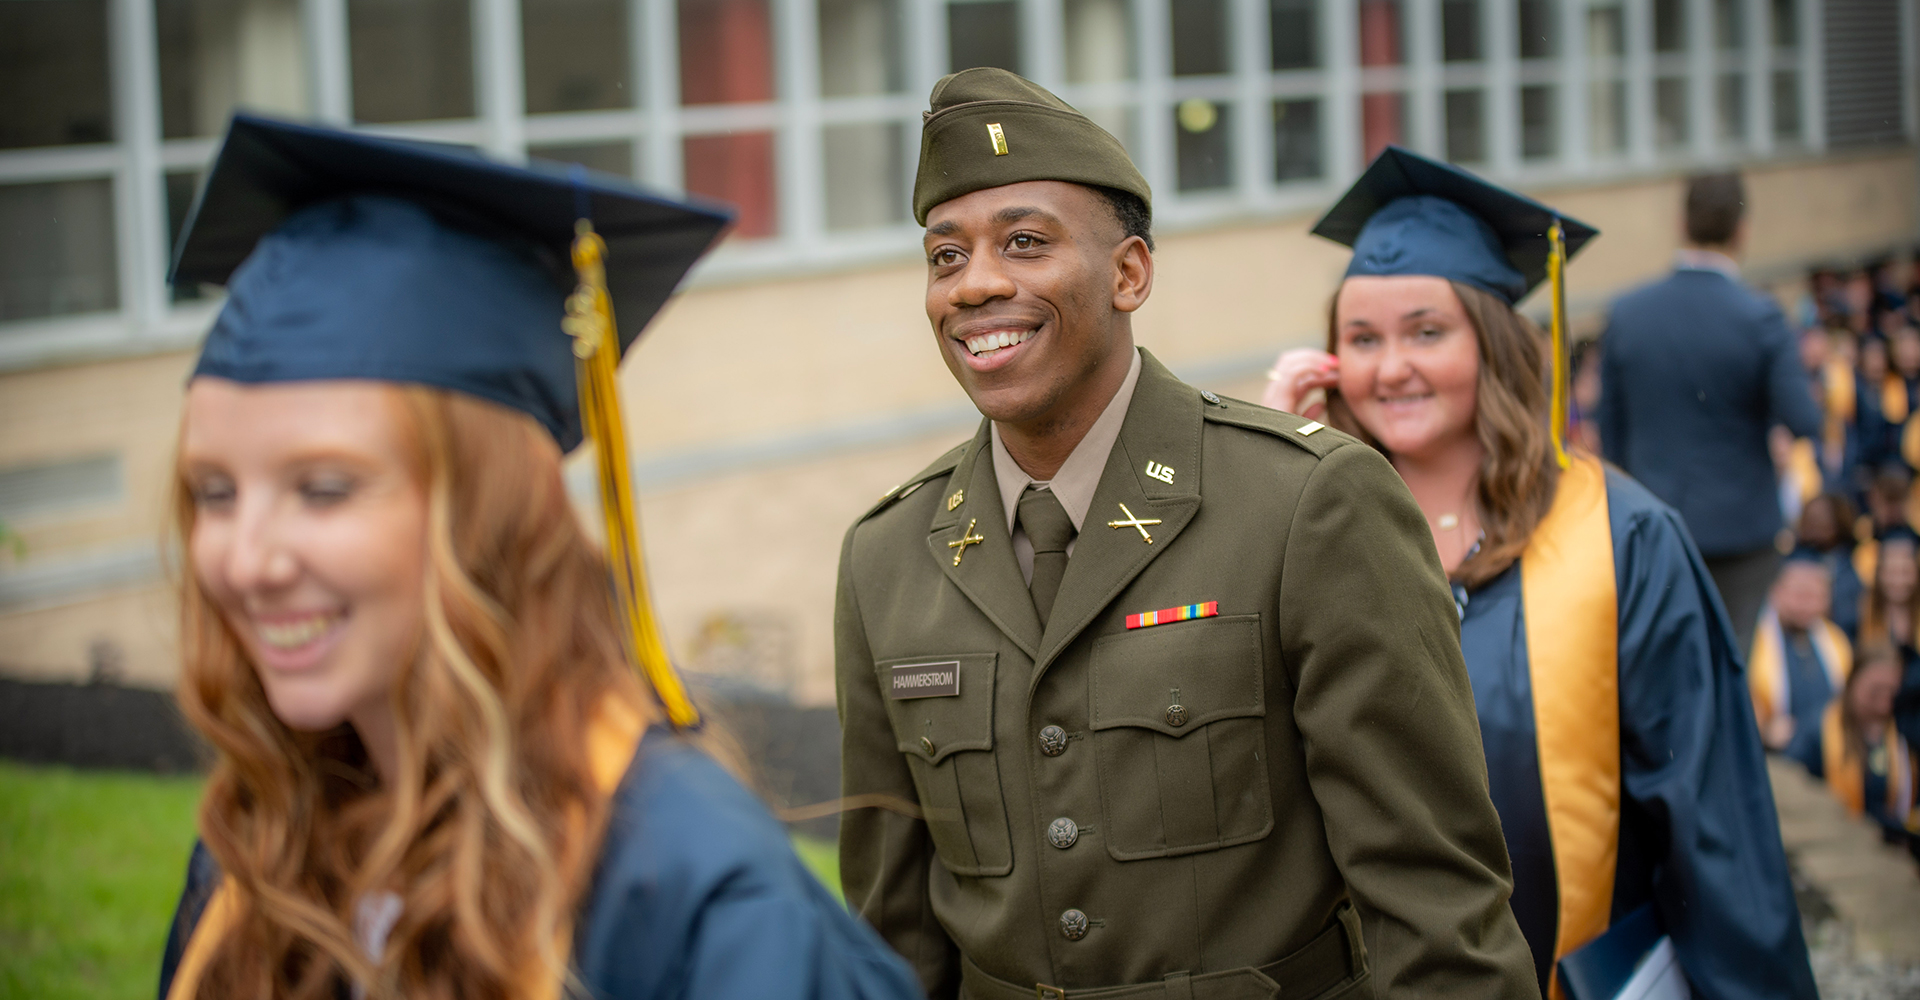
[0,454,124,522]
[1824,0,1908,149]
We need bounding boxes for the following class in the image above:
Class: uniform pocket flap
[1090,614,1264,737]
[876,652,998,764]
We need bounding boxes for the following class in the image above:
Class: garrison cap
[173,113,731,451]
[913,67,1150,225]
[1312,146,1597,305]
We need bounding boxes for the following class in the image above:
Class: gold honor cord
[564,220,701,729]
[1547,219,1572,470]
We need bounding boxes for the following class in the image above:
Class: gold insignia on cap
[986,123,1009,156]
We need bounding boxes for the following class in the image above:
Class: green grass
[0,761,204,1000]
[0,760,843,1000]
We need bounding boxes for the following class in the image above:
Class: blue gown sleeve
[157,840,221,1000]
[1610,492,1818,1000]
[575,733,924,1000]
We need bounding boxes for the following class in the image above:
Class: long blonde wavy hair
[1324,280,1562,588]
[172,385,651,999]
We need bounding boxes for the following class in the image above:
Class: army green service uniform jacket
[835,351,1537,1000]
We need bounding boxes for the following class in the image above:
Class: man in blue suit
[1599,171,1822,653]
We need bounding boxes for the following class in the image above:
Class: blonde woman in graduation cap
[1263,148,1813,1000]
[156,116,922,1000]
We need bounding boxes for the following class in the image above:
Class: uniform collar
[990,347,1143,537]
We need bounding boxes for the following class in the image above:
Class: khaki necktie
[1018,486,1077,625]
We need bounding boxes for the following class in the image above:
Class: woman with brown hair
[1860,527,1920,650]
[1263,148,1812,1000]
[155,116,920,1000]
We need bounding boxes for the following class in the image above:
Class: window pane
[821,0,903,96]
[824,122,906,230]
[1520,84,1557,158]
[0,0,111,149]
[1772,70,1800,141]
[948,1,1021,74]
[1654,76,1688,149]
[0,180,118,322]
[165,172,212,302]
[1362,91,1405,161]
[349,0,474,122]
[1174,100,1232,192]
[523,0,630,113]
[1272,99,1321,180]
[1066,0,1132,82]
[1653,0,1685,52]
[1517,0,1555,59]
[1270,0,1317,70]
[1713,0,1742,50]
[1442,0,1480,62]
[1588,4,1624,57]
[1716,73,1744,143]
[1084,106,1136,155]
[1771,0,1796,48]
[681,0,775,104]
[1589,79,1627,155]
[1445,89,1485,163]
[157,0,309,139]
[1172,0,1229,76]
[530,141,634,178]
[684,132,778,237]
[1359,0,1404,67]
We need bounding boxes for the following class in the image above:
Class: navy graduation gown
[1457,468,1816,1000]
[158,730,923,1000]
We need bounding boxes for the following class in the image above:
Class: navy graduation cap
[173,113,732,728]
[1311,145,1597,306]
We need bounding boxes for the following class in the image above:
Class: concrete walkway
[1769,757,1920,997]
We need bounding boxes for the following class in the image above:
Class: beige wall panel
[0,582,179,688]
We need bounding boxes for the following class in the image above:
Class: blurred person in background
[1854,335,1898,485]
[1860,528,1920,654]
[1265,147,1815,1000]
[156,118,921,1000]
[1814,645,1919,861]
[1793,493,1865,640]
[1750,554,1851,772]
[1598,170,1822,653]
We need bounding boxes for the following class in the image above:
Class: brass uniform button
[920,736,935,755]
[1201,389,1222,405]
[1059,909,1089,940]
[1046,817,1079,849]
[1165,704,1188,727]
[1038,725,1068,756]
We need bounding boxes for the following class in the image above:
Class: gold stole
[1518,454,1619,1000]
[1822,358,1854,468]
[1884,376,1909,424]
[1784,439,1823,509]
[1749,612,1852,730]
[165,696,644,1000]
[1822,701,1918,820]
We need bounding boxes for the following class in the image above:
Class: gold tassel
[563,220,701,729]
[1547,219,1571,470]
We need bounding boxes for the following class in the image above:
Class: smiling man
[834,68,1539,1000]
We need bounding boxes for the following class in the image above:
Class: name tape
[890,661,961,699]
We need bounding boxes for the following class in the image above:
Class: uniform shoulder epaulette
[1197,391,1349,458]
[858,440,969,523]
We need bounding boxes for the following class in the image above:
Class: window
[1714,0,1743,50]
[1172,0,1231,77]
[1273,99,1321,180]
[948,1,1020,74]
[1653,0,1686,52]
[157,0,309,138]
[1771,0,1797,48]
[1176,100,1232,192]
[824,123,907,230]
[348,0,475,123]
[1441,0,1480,62]
[1772,71,1801,142]
[1517,0,1556,59]
[1446,89,1486,163]
[1520,85,1557,160]
[1269,0,1316,70]
[1655,76,1689,150]
[0,181,118,322]
[1588,2,1627,157]
[530,142,635,178]
[0,0,112,149]
[523,0,631,114]
[1717,74,1745,144]
[822,0,905,95]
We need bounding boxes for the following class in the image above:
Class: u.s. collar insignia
[1144,460,1174,484]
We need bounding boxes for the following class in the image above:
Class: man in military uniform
[836,68,1538,1000]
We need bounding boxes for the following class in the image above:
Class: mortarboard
[173,113,733,729]
[1312,146,1600,466]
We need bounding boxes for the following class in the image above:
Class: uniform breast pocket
[1090,615,1274,860]
[875,652,1012,877]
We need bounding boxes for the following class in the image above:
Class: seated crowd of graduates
[1745,257,1920,864]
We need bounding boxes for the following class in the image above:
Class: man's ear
[1112,236,1153,314]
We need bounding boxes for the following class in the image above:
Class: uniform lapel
[1035,351,1203,674]
[927,420,1046,658]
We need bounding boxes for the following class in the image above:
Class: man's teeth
[966,330,1031,356]
[257,614,339,649]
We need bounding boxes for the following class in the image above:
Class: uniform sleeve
[157,840,220,1000]
[1597,322,1629,465]
[834,524,961,1000]
[1612,507,1818,1000]
[1276,443,1540,1000]
[1761,304,1822,440]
